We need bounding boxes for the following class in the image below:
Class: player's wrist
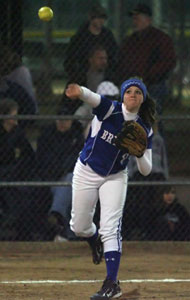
[79,86,84,98]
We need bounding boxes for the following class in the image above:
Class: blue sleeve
[136,118,153,150]
[92,96,115,121]
[147,132,153,149]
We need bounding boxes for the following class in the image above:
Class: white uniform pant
[70,159,128,253]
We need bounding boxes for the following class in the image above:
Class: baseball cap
[97,81,119,96]
[128,4,152,17]
[89,4,107,19]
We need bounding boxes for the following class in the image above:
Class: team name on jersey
[100,130,115,144]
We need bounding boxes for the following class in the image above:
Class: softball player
[66,78,156,299]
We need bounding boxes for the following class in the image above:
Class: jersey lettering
[101,130,109,140]
[101,130,114,144]
[107,132,114,144]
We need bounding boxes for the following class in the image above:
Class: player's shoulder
[136,117,153,137]
[110,100,122,114]
[100,96,121,108]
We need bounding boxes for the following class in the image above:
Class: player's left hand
[113,120,147,157]
[65,84,82,100]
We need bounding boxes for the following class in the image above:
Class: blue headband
[121,78,147,101]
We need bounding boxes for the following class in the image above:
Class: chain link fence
[0,0,190,241]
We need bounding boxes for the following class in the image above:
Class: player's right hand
[65,84,82,100]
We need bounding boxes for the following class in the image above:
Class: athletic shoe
[54,234,68,242]
[88,235,103,265]
[90,279,122,299]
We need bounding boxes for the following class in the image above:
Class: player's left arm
[136,149,152,176]
[135,128,153,176]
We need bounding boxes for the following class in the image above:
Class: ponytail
[138,92,156,126]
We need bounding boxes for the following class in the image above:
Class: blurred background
[0,0,189,242]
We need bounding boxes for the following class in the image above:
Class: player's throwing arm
[65,84,82,100]
[66,84,101,108]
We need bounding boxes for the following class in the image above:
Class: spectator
[63,43,119,136]
[76,44,115,92]
[64,3,118,83]
[0,98,36,240]
[62,44,112,118]
[0,45,38,128]
[96,80,120,100]
[117,3,176,115]
[36,104,84,240]
[147,186,190,241]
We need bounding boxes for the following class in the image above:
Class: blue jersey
[80,96,153,176]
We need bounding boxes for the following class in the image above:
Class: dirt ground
[0,241,190,300]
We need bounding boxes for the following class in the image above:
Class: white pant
[70,159,128,252]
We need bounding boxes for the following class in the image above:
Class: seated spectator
[64,3,118,83]
[0,98,36,240]
[0,45,38,128]
[62,43,119,136]
[36,104,84,240]
[74,44,115,91]
[147,186,190,241]
[62,44,116,116]
[96,80,120,100]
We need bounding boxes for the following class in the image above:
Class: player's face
[123,86,144,112]
[132,13,151,31]
[56,119,72,133]
[3,108,18,132]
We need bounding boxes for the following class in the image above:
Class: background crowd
[0,2,189,242]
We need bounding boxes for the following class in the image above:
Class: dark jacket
[64,22,118,82]
[0,79,38,128]
[36,121,84,181]
[117,26,176,86]
[151,199,190,241]
[0,124,35,181]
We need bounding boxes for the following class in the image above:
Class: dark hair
[89,4,107,19]
[128,76,156,126]
[57,105,71,116]
[88,44,107,59]
[0,45,22,77]
[138,92,156,126]
[128,4,152,17]
[56,100,76,116]
[163,186,176,194]
[0,98,18,115]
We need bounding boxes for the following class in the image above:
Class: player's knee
[71,223,93,238]
[71,224,85,237]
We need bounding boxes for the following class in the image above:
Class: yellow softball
[38,6,53,22]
